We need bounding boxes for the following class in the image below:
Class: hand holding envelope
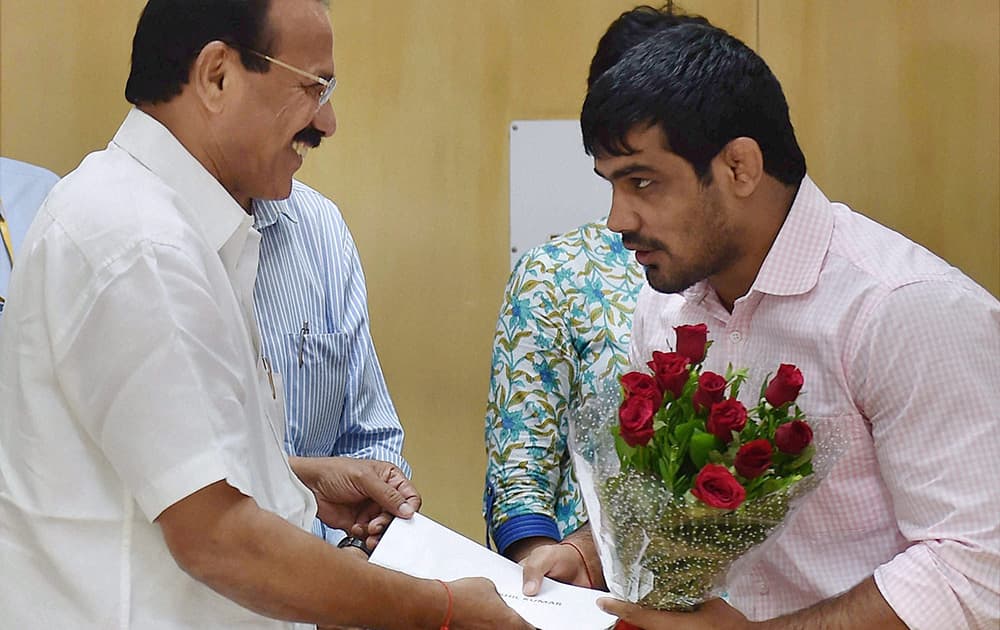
[369,513,618,630]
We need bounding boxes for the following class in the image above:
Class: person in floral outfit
[483,219,642,559]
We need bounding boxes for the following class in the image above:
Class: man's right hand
[519,523,604,596]
[519,543,592,596]
[448,577,534,629]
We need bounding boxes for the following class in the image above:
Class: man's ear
[719,137,764,199]
[190,40,236,113]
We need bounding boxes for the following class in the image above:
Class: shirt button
[758,582,768,595]
[729,331,743,343]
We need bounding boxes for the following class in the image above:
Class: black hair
[125,0,273,105]
[587,3,709,88]
[581,21,806,185]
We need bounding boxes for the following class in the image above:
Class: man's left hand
[290,456,421,547]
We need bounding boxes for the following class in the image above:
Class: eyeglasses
[244,49,336,109]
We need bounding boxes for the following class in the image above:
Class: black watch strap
[337,535,372,557]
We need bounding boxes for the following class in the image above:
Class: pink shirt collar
[680,175,834,307]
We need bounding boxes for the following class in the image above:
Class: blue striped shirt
[253,181,409,540]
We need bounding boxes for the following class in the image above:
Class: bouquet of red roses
[569,323,824,611]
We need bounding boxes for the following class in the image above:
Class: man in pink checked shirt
[520,14,1000,630]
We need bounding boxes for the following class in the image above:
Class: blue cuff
[311,518,349,546]
[492,514,561,554]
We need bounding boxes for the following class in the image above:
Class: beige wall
[2,1,997,540]
[0,2,142,174]
[760,1,1000,299]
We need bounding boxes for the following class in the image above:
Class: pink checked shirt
[629,176,1000,628]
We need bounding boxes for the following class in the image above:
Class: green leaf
[657,457,673,491]
[725,364,749,399]
[674,473,692,496]
[785,444,815,471]
[673,420,696,447]
[793,462,814,476]
[614,432,636,466]
[688,431,717,468]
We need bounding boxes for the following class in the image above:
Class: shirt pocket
[279,331,350,455]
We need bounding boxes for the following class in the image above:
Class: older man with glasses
[0,0,530,628]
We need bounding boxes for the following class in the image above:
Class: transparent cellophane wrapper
[569,385,847,611]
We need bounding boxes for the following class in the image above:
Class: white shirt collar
[110,108,253,268]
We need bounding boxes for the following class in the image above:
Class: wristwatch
[337,535,372,557]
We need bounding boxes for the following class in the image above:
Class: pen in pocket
[298,320,309,367]
[262,356,276,400]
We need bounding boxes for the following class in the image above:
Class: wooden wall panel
[0,1,141,175]
[760,0,1000,297]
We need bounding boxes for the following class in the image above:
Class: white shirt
[0,109,317,629]
[630,177,1000,628]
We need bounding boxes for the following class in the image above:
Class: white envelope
[368,512,617,630]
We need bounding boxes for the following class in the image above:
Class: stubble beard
[644,197,740,296]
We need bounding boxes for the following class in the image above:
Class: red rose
[692,371,726,413]
[618,395,655,447]
[691,464,746,510]
[646,351,690,399]
[774,420,813,455]
[674,323,709,364]
[765,364,804,407]
[734,439,773,479]
[614,622,643,630]
[620,371,662,403]
[706,399,747,443]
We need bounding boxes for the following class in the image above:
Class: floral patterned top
[483,220,644,552]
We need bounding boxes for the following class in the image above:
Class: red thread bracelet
[434,579,453,630]
[558,540,595,588]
